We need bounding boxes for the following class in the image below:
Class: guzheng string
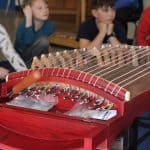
[31,45,150,88]
[84,46,145,74]
[99,47,150,77]
[43,45,137,74]
[44,45,111,69]
[56,45,147,81]
[47,45,114,69]
[106,61,150,93]
[121,64,150,87]
[109,61,150,83]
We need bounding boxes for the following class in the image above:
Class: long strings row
[98,47,150,77]
[65,45,150,87]
[33,45,150,89]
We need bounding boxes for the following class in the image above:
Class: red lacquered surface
[0,68,149,150]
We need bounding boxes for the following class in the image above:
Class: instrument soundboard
[0,45,150,150]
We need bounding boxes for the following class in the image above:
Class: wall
[143,0,150,8]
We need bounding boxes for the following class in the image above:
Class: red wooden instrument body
[0,68,149,150]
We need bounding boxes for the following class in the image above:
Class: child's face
[92,6,116,24]
[31,0,49,21]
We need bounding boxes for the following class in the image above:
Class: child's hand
[23,5,33,27]
[0,67,9,79]
[97,22,107,36]
[23,5,32,19]
[107,23,114,35]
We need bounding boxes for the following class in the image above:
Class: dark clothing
[76,18,127,43]
[0,61,15,72]
[0,61,15,83]
[116,6,138,23]
[115,0,143,41]
[19,36,51,68]
[116,6,137,37]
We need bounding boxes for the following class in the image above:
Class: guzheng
[0,44,150,150]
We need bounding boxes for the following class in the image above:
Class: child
[15,0,55,68]
[0,24,27,75]
[76,0,127,49]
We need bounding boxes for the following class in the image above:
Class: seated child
[15,0,55,68]
[76,0,127,49]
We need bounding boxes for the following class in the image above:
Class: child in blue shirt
[15,0,55,68]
